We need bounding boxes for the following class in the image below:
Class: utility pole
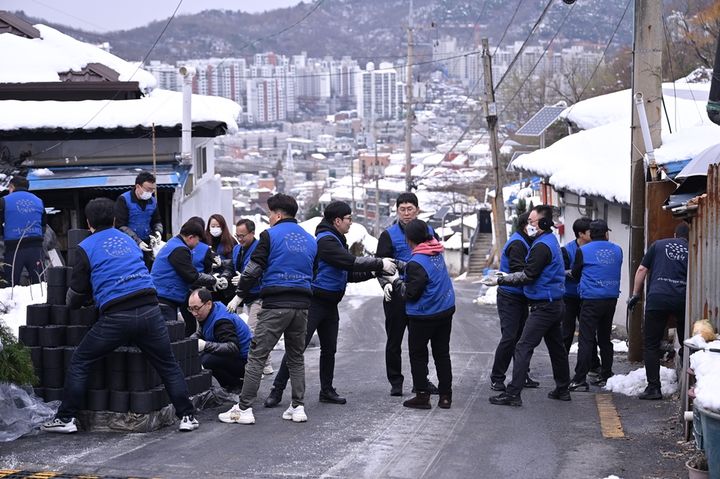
[404,0,414,192]
[628,1,663,362]
[481,38,507,265]
[374,120,381,236]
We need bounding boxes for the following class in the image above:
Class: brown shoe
[438,394,452,409]
[403,392,431,409]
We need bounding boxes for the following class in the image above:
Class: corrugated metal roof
[26,163,190,191]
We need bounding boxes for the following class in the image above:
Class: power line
[493,0,525,57]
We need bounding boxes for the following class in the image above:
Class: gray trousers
[239,307,307,408]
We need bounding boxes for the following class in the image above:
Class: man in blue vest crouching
[189,287,252,391]
[42,198,197,434]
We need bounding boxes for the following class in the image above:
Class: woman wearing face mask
[206,214,237,303]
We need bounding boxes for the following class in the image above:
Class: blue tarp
[26,164,191,191]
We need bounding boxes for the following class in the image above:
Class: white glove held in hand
[215,275,228,290]
[383,283,393,302]
[481,272,506,287]
[381,258,398,275]
[213,255,222,268]
[231,273,242,287]
[138,241,152,252]
[197,339,206,352]
[227,295,242,312]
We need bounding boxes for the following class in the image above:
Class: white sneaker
[178,415,199,431]
[41,417,78,434]
[263,363,274,375]
[218,404,255,424]
[282,404,307,422]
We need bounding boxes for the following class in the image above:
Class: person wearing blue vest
[188,287,252,391]
[206,214,237,304]
[42,198,197,434]
[151,219,220,326]
[386,219,454,410]
[486,205,571,407]
[220,194,317,425]
[489,212,540,392]
[231,218,272,375]
[628,222,689,400]
[568,219,623,391]
[114,171,163,269]
[264,201,396,408]
[0,176,45,286]
[376,192,439,397]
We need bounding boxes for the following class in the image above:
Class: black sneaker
[319,387,347,405]
[42,417,78,434]
[524,376,540,388]
[264,387,283,408]
[590,374,613,387]
[638,386,662,400]
[547,388,571,401]
[490,381,506,392]
[489,392,522,407]
[568,380,589,392]
[390,384,403,396]
[413,381,439,395]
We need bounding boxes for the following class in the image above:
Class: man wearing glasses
[264,201,396,408]
[188,287,252,392]
[115,171,163,269]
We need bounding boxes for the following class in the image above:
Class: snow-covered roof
[0,88,241,132]
[513,78,718,204]
[443,232,469,250]
[422,153,445,166]
[298,216,378,254]
[445,213,478,230]
[1,24,157,91]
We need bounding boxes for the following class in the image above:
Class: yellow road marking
[0,471,21,478]
[596,393,625,438]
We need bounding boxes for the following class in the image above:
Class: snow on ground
[0,284,47,338]
[689,348,720,412]
[473,286,497,305]
[604,366,678,397]
[344,280,383,297]
[568,339,629,354]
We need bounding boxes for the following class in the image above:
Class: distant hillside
[13,1,639,65]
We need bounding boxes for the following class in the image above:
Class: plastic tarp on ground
[0,382,58,442]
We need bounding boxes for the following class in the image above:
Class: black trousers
[383,290,408,388]
[201,352,246,388]
[573,298,617,383]
[490,290,529,384]
[507,300,570,396]
[562,296,600,369]
[644,307,685,389]
[408,316,452,395]
[3,244,43,286]
[274,296,340,393]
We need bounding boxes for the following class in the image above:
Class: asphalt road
[0,281,688,478]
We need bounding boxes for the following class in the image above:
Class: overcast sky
[4,0,304,32]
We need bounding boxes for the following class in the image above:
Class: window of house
[195,146,207,178]
[621,206,630,225]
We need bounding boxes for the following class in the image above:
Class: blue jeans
[58,304,193,419]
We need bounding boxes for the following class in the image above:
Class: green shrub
[0,321,38,386]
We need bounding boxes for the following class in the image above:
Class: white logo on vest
[284,232,308,253]
[664,242,687,262]
[103,236,134,257]
[16,199,37,214]
[595,248,618,265]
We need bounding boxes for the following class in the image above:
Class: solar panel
[515,106,566,137]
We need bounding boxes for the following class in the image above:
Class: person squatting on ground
[114,171,163,270]
[628,222,689,400]
[0,176,45,286]
[220,194,317,425]
[568,219,623,391]
[561,217,601,373]
[42,198,198,434]
[485,205,571,407]
[264,201,397,408]
[188,287,252,391]
[232,218,273,376]
[489,212,540,393]
[376,192,439,397]
[387,219,455,410]
[150,219,220,327]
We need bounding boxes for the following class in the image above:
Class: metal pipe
[634,92,658,179]
[179,66,196,163]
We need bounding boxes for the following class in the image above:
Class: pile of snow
[569,339,629,354]
[473,286,497,305]
[689,349,720,412]
[344,280,383,297]
[0,284,48,338]
[684,333,720,351]
[604,366,678,397]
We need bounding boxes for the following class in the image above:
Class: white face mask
[209,227,222,238]
[525,224,539,237]
[139,190,153,201]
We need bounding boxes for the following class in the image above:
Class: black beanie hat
[323,201,352,221]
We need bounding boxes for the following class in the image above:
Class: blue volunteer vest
[498,232,530,296]
[201,302,253,359]
[79,228,155,310]
[151,236,191,304]
[232,239,260,295]
[4,191,44,240]
[312,231,349,292]
[387,223,436,263]
[192,241,211,273]
[647,238,688,300]
[261,221,316,292]
[121,191,156,241]
[578,240,623,299]
[405,252,455,317]
[523,232,565,301]
[564,240,580,298]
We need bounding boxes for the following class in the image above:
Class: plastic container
[695,405,720,478]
